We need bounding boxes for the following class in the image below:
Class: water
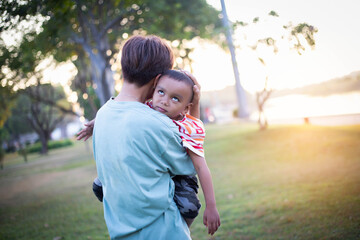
[250,92,360,126]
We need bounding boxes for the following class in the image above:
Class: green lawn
[1,124,359,240]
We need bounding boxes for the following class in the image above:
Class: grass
[0,124,359,240]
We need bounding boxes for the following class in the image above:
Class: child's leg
[172,175,201,227]
[92,177,103,202]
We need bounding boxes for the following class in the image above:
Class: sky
[7,0,359,119]
[192,0,360,92]
[37,0,360,94]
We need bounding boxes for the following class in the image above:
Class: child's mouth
[156,106,167,113]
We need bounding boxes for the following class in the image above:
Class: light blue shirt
[93,99,196,239]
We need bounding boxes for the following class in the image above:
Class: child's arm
[188,150,221,235]
[76,118,95,141]
[77,100,155,142]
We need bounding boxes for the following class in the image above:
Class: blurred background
[0,0,359,239]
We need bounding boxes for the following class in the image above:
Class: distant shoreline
[268,113,360,126]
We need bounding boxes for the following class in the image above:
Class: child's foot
[185,218,194,228]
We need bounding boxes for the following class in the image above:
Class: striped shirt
[146,100,205,158]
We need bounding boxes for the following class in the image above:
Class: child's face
[152,76,193,120]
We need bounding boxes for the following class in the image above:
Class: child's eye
[172,97,179,102]
[158,90,164,95]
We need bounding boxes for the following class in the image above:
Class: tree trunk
[89,54,114,106]
[80,34,115,106]
[39,132,49,154]
[0,139,4,170]
[220,0,249,118]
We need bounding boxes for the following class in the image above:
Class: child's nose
[161,97,169,106]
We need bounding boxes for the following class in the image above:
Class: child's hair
[121,35,174,87]
[162,70,195,102]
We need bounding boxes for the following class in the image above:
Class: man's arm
[161,132,196,176]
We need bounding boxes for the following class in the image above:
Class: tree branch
[70,33,99,65]
[70,33,85,45]
[99,15,124,39]
[76,2,88,43]
[25,90,79,117]
[74,0,101,48]
[99,7,137,39]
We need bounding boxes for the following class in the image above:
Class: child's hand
[76,119,95,141]
[203,206,221,235]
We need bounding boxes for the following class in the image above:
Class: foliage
[26,83,69,154]
[26,139,73,153]
[0,85,18,167]
[3,93,34,137]
[70,51,100,119]
[8,83,72,154]
[233,11,317,129]
[0,85,17,128]
[234,11,318,55]
[0,0,223,107]
[1,91,33,162]
[0,128,8,169]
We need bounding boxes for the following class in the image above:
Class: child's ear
[182,103,193,116]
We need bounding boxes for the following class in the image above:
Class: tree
[0,85,16,128]
[10,83,71,154]
[0,0,222,108]
[70,50,100,120]
[26,83,71,154]
[1,79,73,157]
[0,128,8,169]
[2,90,33,163]
[233,11,317,129]
[0,85,17,168]
[255,77,272,130]
[220,0,249,118]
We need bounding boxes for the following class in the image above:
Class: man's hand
[192,85,201,106]
[181,70,201,103]
[181,70,201,118]
[203,206,221,235]
[76,119,95,141]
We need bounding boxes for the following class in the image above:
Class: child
[89,70,220,233]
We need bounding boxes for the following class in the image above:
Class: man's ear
[153,74,161,88]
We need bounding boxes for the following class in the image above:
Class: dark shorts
[173,175,201,219]
[92,175,201,219]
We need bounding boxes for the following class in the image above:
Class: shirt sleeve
[173,114,205,158]
[160,129,196,177]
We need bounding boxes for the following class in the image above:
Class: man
[80,35,197,239]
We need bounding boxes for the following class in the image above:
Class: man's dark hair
[162,69,195,102]
[121,35,174,87]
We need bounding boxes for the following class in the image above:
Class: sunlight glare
[260,92,360,120]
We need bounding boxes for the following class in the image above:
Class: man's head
[152,70,195,120]
[121,35,174,87]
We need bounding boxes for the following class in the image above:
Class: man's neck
[114,80,154,103]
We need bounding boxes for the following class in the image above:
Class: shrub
[27,139,74,153]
